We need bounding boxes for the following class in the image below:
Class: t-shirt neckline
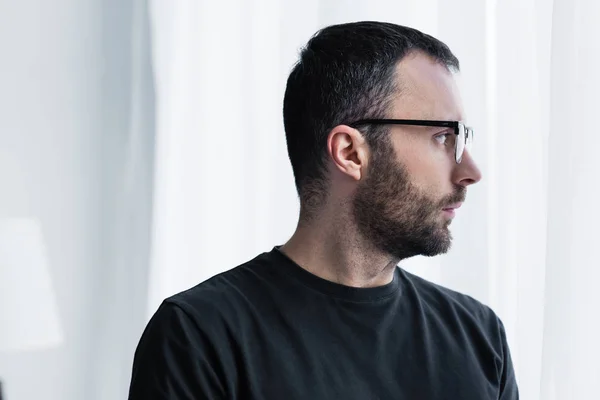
[270,246,401,303]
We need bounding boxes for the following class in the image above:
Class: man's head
[283,21,482,259]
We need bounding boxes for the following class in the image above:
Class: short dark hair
[283,21,460,220]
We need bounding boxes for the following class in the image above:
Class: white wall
[0,0,142,399]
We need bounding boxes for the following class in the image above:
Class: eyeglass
[348,119,474,164]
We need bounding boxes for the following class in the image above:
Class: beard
[351,141,466,260]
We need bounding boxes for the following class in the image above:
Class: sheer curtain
[142,0,600,398]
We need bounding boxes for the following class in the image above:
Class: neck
[280,209,399,288]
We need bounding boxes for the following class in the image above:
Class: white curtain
[89,0,157,399]
[143,0,600,399]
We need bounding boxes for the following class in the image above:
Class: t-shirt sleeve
[128,300,228,399]
[497,319,519,400]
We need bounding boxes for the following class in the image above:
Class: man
[129,21,519,399]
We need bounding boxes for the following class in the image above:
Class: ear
[326,124,368,182]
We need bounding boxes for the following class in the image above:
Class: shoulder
[400,269,504,339]
[400,270,517,396]
[155,251,276,327]
[400,269,508,371]
[129,253,278,400]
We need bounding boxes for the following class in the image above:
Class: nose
[453,150,482,187]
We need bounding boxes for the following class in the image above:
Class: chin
[415,241,451,258]
[421,230,453,257]
[385,233,452,260]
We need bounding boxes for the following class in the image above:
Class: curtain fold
[541,0,600,398]
[90,0,156,398]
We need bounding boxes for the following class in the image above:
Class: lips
[442,202,463,211]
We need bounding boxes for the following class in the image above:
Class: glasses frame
[348,118,473,164]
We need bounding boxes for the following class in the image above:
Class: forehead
[389,52,464,121]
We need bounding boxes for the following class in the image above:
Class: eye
[434,132,451,145]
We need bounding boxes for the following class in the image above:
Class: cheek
[399,150,453,199]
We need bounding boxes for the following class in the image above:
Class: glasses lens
[456,124,466,163]
[466,127,473,151]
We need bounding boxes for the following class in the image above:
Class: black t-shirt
[129,247,519,399]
